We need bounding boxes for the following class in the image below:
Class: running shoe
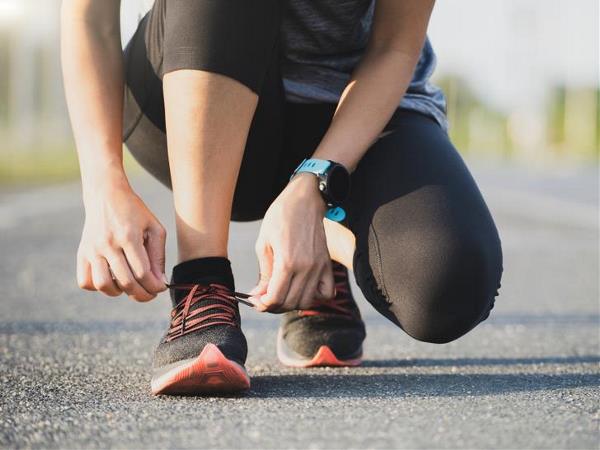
[151,282,250,395]
[277,260,366,367]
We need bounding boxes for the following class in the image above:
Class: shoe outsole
[151,343,250,395]
[276,328,362,368]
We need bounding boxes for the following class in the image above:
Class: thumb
[250,241,273,297]
[145,223,167,288]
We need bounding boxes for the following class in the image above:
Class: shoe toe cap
[153,325,247,369]
[282,315,365,359]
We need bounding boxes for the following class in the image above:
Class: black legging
[122,0,503,344]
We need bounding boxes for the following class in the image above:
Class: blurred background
[0,3,598,447]
[0,0,597,184]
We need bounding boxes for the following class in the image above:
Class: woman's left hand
[248,173,336,313]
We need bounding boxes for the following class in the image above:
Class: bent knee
[385,230,502,344]
[399,303,493,344]
[393,287,498,344]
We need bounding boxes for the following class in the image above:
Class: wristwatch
[289,158,350,222]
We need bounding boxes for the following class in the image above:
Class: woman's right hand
[77,173,168,302]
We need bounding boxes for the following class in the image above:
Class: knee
[386,229,503,344]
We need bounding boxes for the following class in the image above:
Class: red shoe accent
[151,344,250,395]
[309,345,361,367]
[297,262,358,321]
[277,327,362,368]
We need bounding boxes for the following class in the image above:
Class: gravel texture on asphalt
[1,164,598,449]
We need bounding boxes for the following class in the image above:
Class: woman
[61,0,503,396]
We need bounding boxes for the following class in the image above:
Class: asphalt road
[1,162,598,449]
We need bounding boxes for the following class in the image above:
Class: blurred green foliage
[1,77,598,187]
[0,146,79,186]
[546,84,600,160]
[437,75,600,163]
[0,145,142,186]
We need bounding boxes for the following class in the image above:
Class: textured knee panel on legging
[348,110,503,343]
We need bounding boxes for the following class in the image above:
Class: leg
[164,71,257,261]
[123,0,282,263]
[121,0,283,395]
[348,110,503,343]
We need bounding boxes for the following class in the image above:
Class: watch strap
[290,158,347,223]
[289,158,332,180]
[325,206,346,222]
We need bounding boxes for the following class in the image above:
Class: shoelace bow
[299,263,357,320]
[164,282,252,342]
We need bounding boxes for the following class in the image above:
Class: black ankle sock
[170,256,234,306]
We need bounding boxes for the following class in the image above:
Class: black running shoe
[151,282,250,395]
[277,260,366,367]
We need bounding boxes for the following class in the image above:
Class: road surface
[0,162,598,449]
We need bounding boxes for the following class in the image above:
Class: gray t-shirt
[281,0,447,130]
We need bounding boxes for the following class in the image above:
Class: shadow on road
[361,355,600,368]
[2,312,598,336]
[248,372,599,398]
[485,313,600,325]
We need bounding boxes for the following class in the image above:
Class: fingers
[77,250,96,291]
[296,260,334,309]
[248,239,273,308]
[278,271,309,312]
[250,239,335,313]
[90,256,121,297]
[297,271,319,310]
[253,258,293,312]
[103,249,154,302]
[122,229,166,294]
[316,260,336,300]
[249,239,273,298]
[145,224,168,288]
[259,260,322,313]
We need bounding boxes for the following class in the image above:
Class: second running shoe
[277,260,366,367]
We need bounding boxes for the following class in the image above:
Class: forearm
[60,1,128,201]
[312,0,435,172]
[312,47,419,172]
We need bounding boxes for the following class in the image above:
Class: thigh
[121,0,285,220]
[269,102,339,199]
[347,110,503,341]
[122,9,169,187]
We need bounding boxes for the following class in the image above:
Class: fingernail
[162,273,169,284]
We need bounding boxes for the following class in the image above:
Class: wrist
[287,172,328,214]
[81,163,130,205]
[312,147,355,174]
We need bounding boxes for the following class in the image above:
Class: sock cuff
[171,256,234,292]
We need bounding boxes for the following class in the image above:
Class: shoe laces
[299,262,358,321]
[164,282,252,342]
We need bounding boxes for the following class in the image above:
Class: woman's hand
[77,172,168,302]
[249,173,336,312]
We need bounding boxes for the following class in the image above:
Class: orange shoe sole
[151,343,250,395]
[277,329,362,368]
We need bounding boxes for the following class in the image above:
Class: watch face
[327,164,350,203]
